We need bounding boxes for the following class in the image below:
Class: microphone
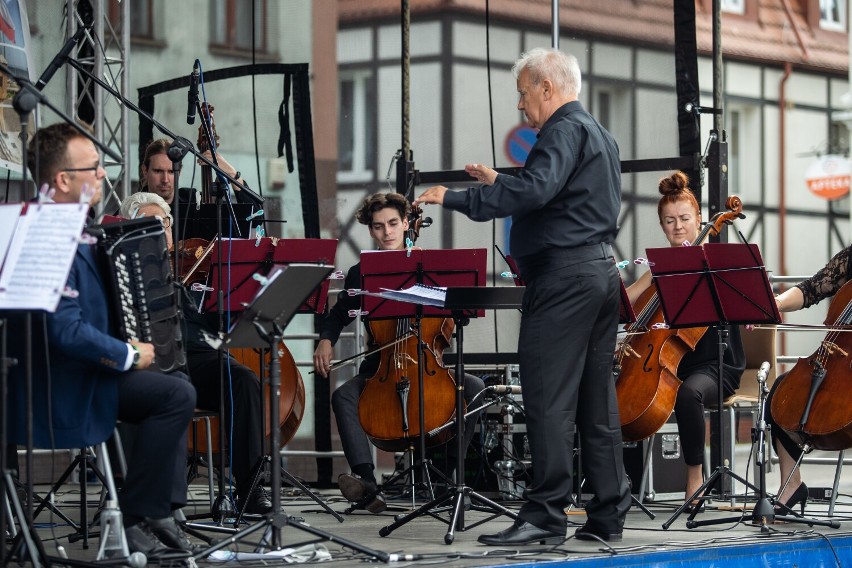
[186,61,199,125]
[35,26,88,90]
[488,384,522,395]
[757,361,771,382]
[420,216,433,228]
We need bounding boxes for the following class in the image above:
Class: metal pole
[551,0,559,49]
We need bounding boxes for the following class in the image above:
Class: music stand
[232,239,341,523]
[178,203,259,241]
[194,264,390,562]
[191,245,343,524]
[653,243,832,530]
[377,285,522,544]
[272,238,338,314]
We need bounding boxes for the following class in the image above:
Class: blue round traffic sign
[504,124,538,166]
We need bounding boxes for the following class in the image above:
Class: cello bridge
[821,341,849,358]
[619,343,640,359]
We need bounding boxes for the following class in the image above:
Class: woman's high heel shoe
[774,482,808,516]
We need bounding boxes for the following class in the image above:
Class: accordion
[90,217,186,374]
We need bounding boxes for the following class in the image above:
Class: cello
[770,280,852,451]
[356,205,459,452]
[187,105,306,454]
[615,196,744,442]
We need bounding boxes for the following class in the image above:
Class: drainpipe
[778,0,807,364]
[779,62,791,286]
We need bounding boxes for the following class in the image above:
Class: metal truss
[67,0,130,215]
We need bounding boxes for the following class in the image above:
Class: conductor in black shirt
[416,47,631,545]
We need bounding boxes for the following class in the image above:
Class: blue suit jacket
[7,243,129,449]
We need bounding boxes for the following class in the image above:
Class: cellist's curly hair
[356,192,411,225]
[657,171,700,222]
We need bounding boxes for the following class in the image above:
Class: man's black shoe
[338,473,386,514]
[145,516,203,554]
[573,523,623,542]
[477,520,564,546]
[238,486,273,515]
[124,521,188,560]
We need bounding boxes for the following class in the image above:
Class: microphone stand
[57,56,253,200]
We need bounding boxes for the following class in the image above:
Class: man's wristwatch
[130,344,140,369]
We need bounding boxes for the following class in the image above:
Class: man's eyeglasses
[153,215,172,229]
[62,166,101,173]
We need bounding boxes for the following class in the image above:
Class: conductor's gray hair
[511,47,581,97]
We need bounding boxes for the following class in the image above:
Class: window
[338,71,375,183]
[109,0,153,39]
[820,0,846,31]
[721,0,745,15]
[597,91,612,131]
[830,120,850,157]
[728,109,741,197]
[211,0,267,52]
[725,104,760,202]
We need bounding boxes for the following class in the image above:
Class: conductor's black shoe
[477,520,564,546]
[338,473,387,514]
[145,516,203,554]
[573,523,623,542]
[125,521,187,560]
[238,486,273,515]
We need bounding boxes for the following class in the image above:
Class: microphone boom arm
[61,56,258,200]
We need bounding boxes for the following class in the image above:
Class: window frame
[337,69,376,184]
[210,0,268,53]
[820,0,847,32]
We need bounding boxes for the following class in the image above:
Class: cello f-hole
[642,344,654,373]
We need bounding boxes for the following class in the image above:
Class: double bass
[188,106,305,453]
[771,280,852,451]
[356,205,459,452]
[615,196,744,442]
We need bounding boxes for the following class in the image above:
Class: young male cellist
[313,192,485,513]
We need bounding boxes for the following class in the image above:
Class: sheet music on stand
[0,203,89,312]
[224,263,334,348]
[362,283,448,308]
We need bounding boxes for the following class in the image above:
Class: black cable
[40,313,63,556]
[4,169,10,203]
[483,0,500,354]
[250,0,262,197]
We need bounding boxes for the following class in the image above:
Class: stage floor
[6,447,852,567]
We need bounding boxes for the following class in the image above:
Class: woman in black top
[768,244,852,513]
[626,171,746,510]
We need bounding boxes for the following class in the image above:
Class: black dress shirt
[443,100,621,269]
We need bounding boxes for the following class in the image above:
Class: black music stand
[189,246,343,527]
[378,286,522,544]
[357,249,485,514]
[653,243,831,530]
[194,264,390,562]
[179,203,259,241]
[233,239,341,524]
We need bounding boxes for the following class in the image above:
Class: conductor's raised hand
[465,163,497,185]
[414,185,448,207]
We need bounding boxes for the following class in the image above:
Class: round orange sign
[805,155,851,200]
